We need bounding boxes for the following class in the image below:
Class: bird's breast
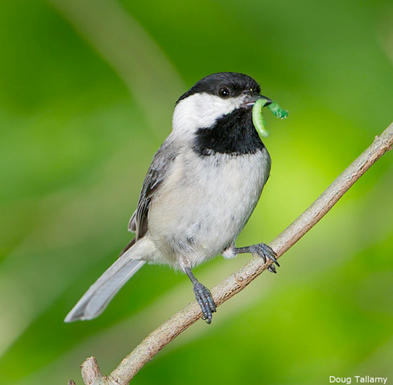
[147,147,271,268]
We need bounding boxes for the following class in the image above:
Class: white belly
[147,148,271,269]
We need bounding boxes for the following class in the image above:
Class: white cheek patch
[172,93,244,137]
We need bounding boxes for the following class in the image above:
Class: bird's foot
[193,282,216,324]
[235,243,279,273]
[251,243,279,273]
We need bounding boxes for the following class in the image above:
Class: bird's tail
[64,237,155,322]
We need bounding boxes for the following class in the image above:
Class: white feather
[147,148,270,270]
[172,93,244,138]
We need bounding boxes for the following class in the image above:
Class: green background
[1,0,392,384]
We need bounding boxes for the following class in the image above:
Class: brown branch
[77,123,393,385]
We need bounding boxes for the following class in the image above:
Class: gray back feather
[129,138,178,240]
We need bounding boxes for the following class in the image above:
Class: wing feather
[128,138,178,240]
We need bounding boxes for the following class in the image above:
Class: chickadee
[65,72,279,324]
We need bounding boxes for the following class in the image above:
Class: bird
[65,72,280,324]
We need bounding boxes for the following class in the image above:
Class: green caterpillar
[252,99,288,137]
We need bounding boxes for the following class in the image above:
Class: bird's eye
[218,87,230,98]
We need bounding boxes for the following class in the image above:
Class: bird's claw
[193,282,216,324]
[267,265,277,273]
[250,243,279,272]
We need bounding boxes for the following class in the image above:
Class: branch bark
[77,123,393,385]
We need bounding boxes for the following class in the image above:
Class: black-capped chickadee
[65,72,279,324]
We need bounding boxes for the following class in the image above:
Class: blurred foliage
[0,0,392,384]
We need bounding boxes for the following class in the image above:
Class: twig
[77,123,393,385]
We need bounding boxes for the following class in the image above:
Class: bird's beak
[241,92,272,109]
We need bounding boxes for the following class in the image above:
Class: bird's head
[172,72,272,138]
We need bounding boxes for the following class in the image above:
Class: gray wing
[127,138,178,240]
[66,141,179,321]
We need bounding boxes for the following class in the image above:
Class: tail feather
[64,238,154,322]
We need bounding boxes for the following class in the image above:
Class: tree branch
[77,123,393,385]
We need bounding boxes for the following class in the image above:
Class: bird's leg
[234,243,279,273]
[184,267,216,324]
